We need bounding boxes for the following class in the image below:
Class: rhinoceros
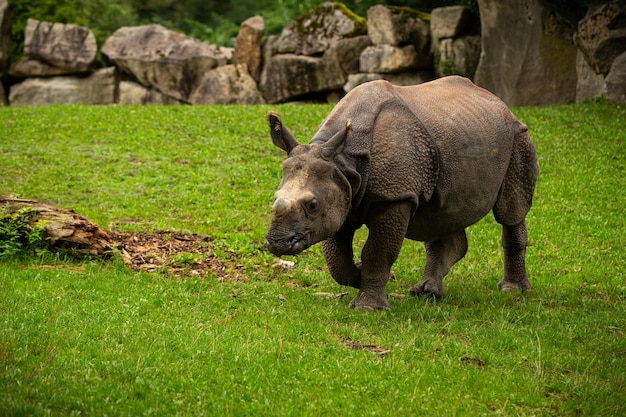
[265,76,539,310]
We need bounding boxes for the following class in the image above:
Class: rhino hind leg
[410,230,468,298]
[493,126,538,292]
[497,221,532,292]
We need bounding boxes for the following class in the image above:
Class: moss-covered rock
[274,2,367,56]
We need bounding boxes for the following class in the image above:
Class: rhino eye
[306,198,319,213]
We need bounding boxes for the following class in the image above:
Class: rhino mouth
[265,232,309,256]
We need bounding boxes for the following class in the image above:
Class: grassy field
[1,100,624,416]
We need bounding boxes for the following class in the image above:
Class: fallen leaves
[109,230,245,281]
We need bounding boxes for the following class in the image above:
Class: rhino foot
[409,278,444,298]
[497,277,532,292]
[349,291,390,311]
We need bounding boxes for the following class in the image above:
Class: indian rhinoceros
[265,76,539,310]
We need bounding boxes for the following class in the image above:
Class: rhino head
[265,112,353,257]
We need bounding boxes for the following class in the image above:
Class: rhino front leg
[410,230,468,298]
[322,224,361,289]
[350,201,413,310]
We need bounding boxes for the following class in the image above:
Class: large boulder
[262,3,370,103]
[576,49,607,102]
[430,6,480,79]
[474,0,577,106]
[273,2,367,56]
[435,35,481,78]
[101,24,230,103]
[344,70,435,92]
[262,53,344,103]
[0,0,10,73]
[430,6,472,39]
[326,35,371,76]
[574,1,626,75]
[359,44,425,73]
[9,67,117,106]
[606,51,626,103]
[10,56,76,77]
[21,19,97,73]
[367,5,430,53]
[344,5,435,93]
[232,16,265,82]
[118,81,183,105]
[189,64,264,105]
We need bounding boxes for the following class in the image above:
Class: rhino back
[314,77,519,234]
[398,77,519,239]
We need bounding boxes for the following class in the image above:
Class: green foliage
[437,58,460,76]
[0,206,49,259]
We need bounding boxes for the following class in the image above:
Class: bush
[0,206,49,259]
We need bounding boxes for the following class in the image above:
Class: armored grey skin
[266,76,539,310]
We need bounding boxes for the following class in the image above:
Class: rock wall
[474,0,578,106]
[1,1,625,107]
[574,1,626,103]
[0,0,10,73]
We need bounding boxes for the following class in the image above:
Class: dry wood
[1,195,111,256]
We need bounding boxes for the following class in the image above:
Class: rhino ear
[267,111,300,154]
[321,119,351,160]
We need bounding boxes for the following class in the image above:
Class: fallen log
[1,195,111,257]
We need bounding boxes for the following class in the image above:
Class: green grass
[1,100,625,416]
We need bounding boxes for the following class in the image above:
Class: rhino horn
[272,197,292,217]
[321,119,351,160]
[267,111,300,154]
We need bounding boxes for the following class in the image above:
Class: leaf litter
[109,230,245,281]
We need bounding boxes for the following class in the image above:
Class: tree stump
[1,195,112,256]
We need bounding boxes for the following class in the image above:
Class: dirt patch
[338,336,391,357]
[109,230,245,281]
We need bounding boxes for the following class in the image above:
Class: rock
[576,49,607,102]
[262,53,345,103]
[367,5,430,52]
[0,0,10,72]
[474,0,577,106]
[260,35,278,92]
[10,56,76,77]
[574,1,626,75]
[261,4,370,104]
[360,44,429,73]
[274,2,367,56]
[344,70,435,92]
[325,35,371,75]
[430,6,472,39]
[22,19,97,73]
[101,24,230,103]
[189,64,264,105]
[118,81,183,105]
[232,16,265,82]
[606,51,626,103]
[435,35,481,78]
[9,67,117,106]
